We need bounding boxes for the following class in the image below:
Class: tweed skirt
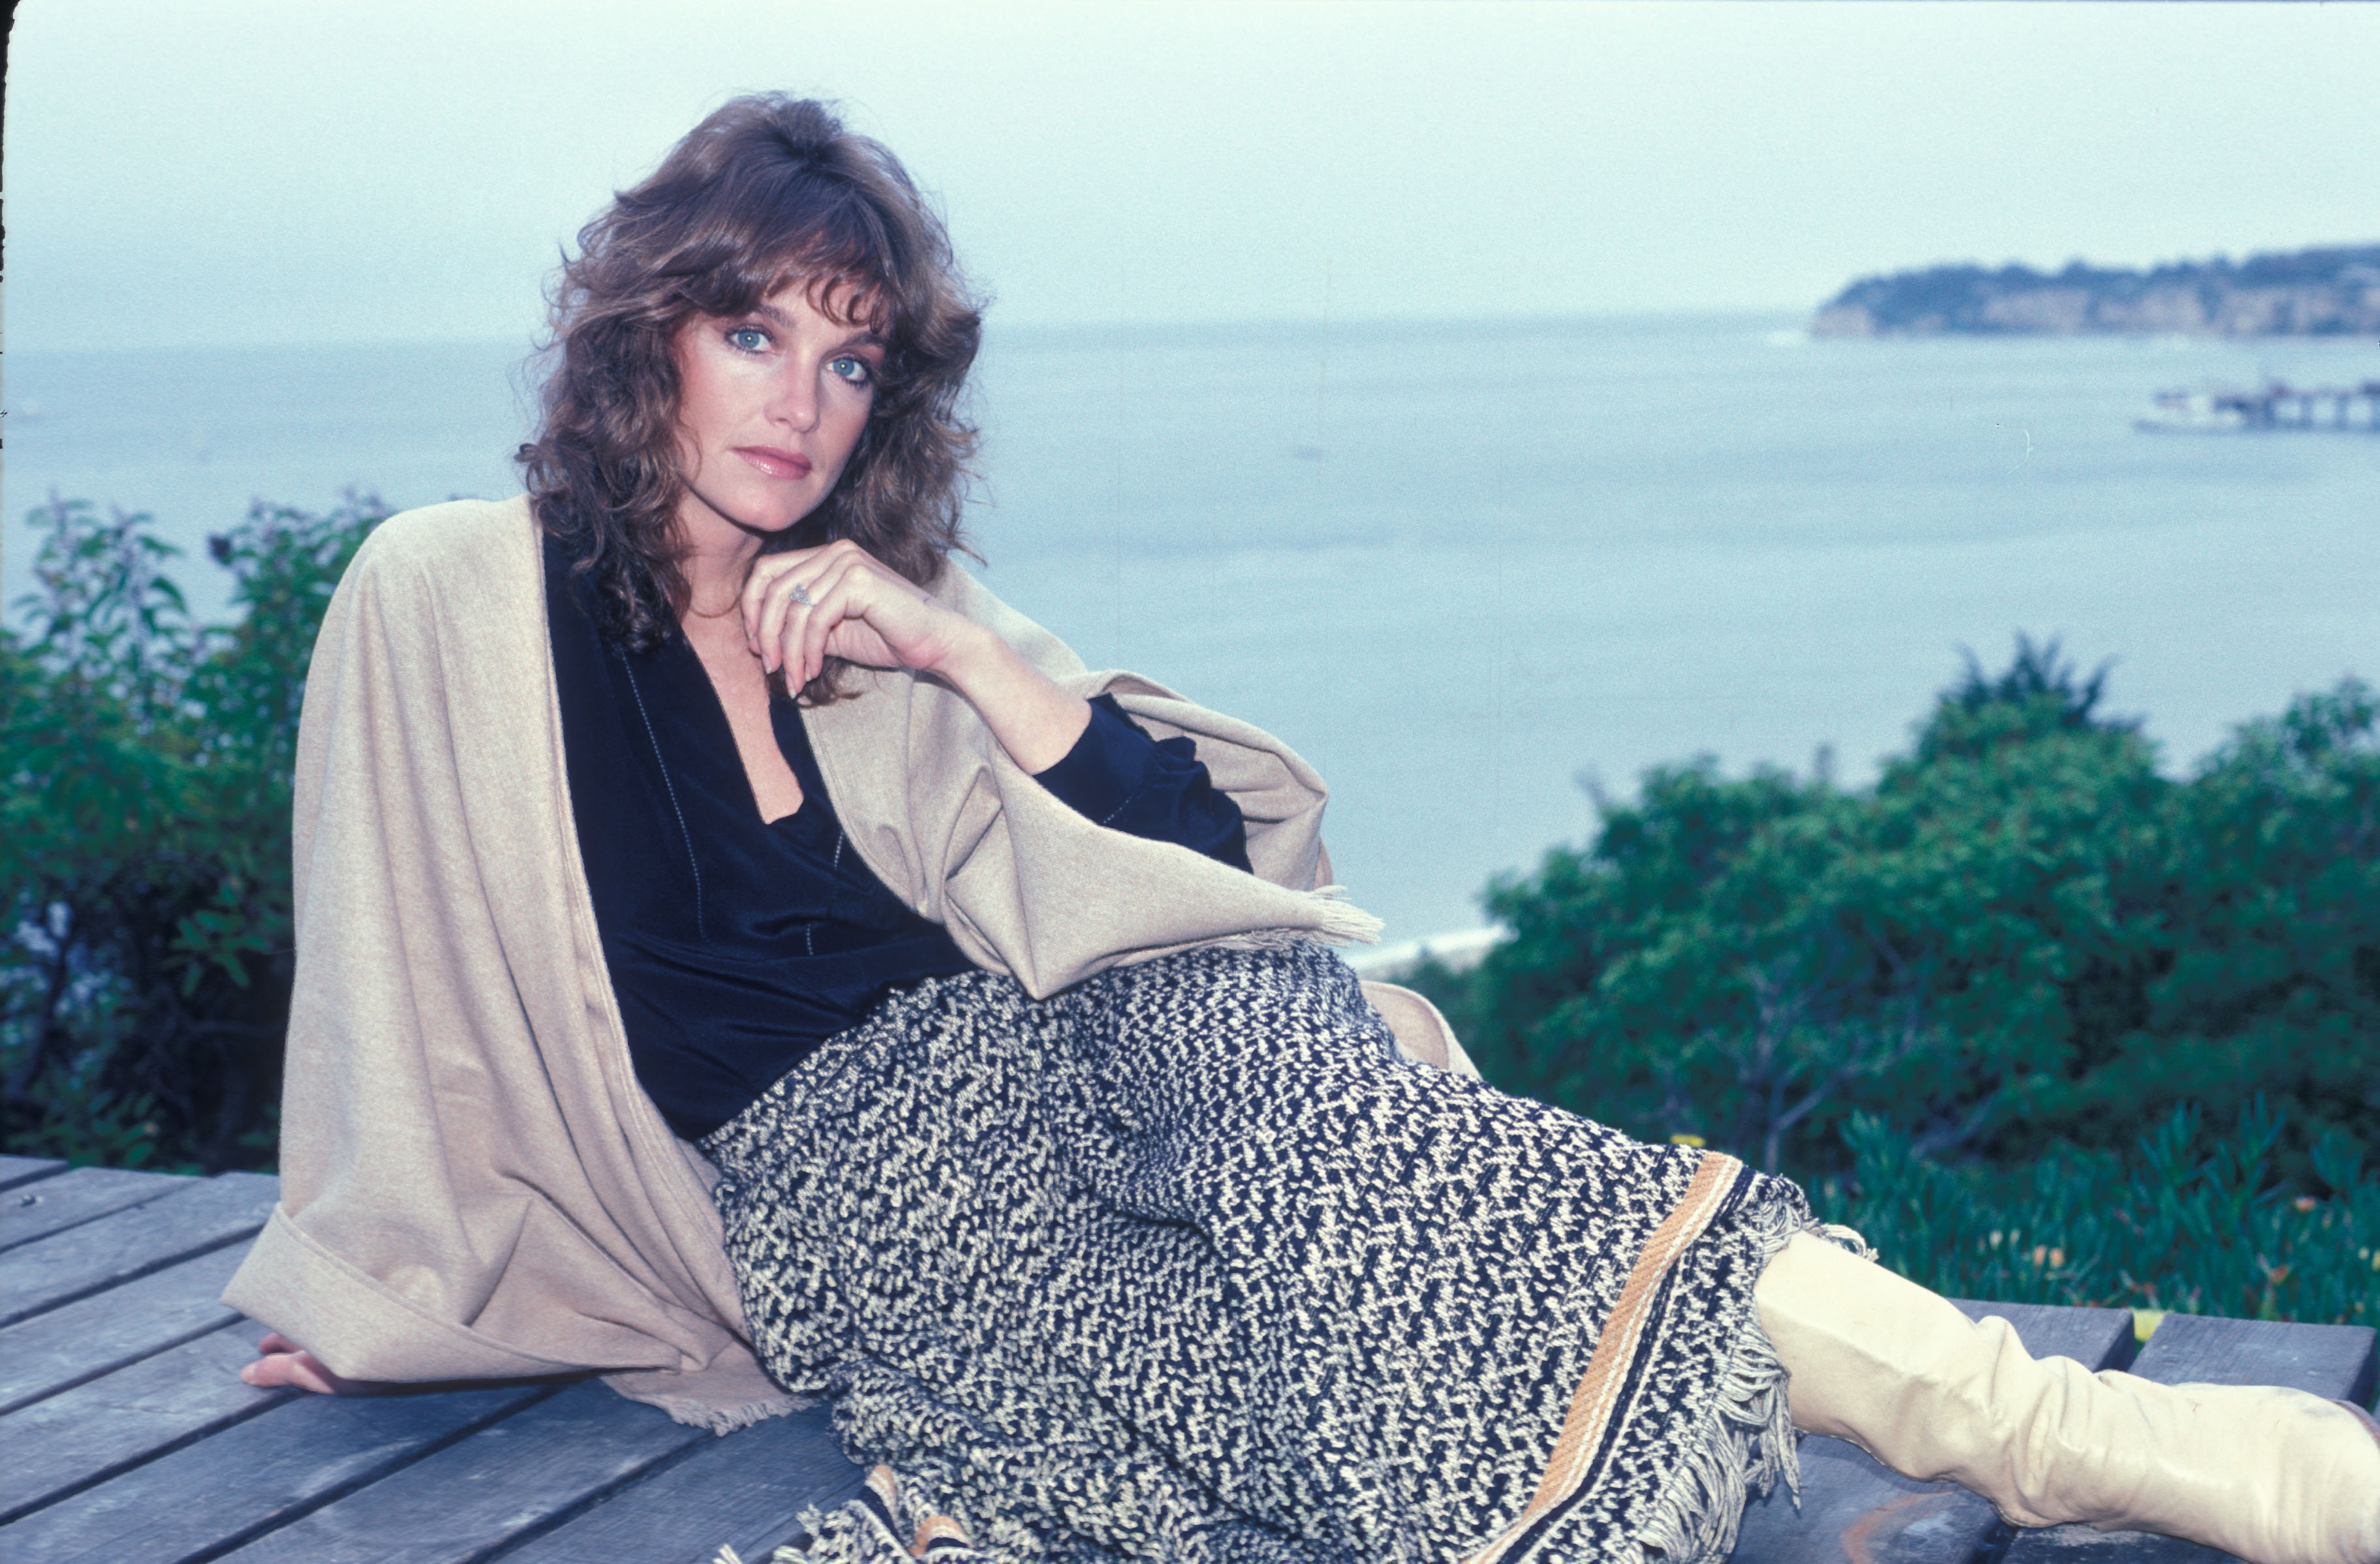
[700,941,1825,1564]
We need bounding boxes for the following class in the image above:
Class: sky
[5,0,2378,352]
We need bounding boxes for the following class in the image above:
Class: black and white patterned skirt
[701,941,1828,1564]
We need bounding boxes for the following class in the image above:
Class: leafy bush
[1419,639,2379,1183]
[3,495,384,1170]
[1405,637,2377,1324]
[1814,1099,2375,1328]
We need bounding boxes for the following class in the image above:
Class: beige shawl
[223,495,1466,1430]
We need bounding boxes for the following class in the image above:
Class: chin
[747,506,812,536]
[694,489,820,540]
[682,459,841,540]
[741,483,836,536]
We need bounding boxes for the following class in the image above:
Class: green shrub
[1402,637,2377,1325]
[1417,639,2379,1183]
[3,495,384,1170]
[1812,1099,2376,1328]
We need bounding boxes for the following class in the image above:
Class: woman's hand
[241,1332,373,1395]
[741,540,1091,773]
[740,540,966,690]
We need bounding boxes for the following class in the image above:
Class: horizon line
[4,304,1817,360]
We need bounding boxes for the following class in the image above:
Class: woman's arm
[1032,695,1252,870]
[741,542,1248,863]
[924,615,1094,773]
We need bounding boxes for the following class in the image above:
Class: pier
[2139,378,2380,433]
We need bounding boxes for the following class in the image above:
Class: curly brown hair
[518,94,983,699]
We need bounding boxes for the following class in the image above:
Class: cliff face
[1813,245,2380,337]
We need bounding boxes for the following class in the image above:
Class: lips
[734,445,813,480]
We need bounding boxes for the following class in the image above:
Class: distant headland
[1813,244,2380,337]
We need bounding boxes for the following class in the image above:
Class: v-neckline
[660,629,813,828]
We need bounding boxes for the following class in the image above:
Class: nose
[767,360,822,435]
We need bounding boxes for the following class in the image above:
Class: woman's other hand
[743,540,1090,772]
[241,1332,372,1395]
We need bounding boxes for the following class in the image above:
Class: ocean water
[6,316,2375,943]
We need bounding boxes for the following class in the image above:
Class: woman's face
[670,281,884,544]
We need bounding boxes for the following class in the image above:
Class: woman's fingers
[744,544,856,677]
[762,554,833,682]
[790,555,864,688]
[741,551,816,669]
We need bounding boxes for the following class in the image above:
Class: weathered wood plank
[1733,1441,1992,1564]
[0,1154,69,1191]
[497,1402,865,1564]
[209,1378,711,1564]
[0,1319,289,1525]
[1,1165,187,1251]
[1727,1300,2137,1564]
[2129,1313,2377,1407]
[1998,1315,2380,1564]
[0,1243,247,1415]
[0,1172,279,1328]
[0,1380,561,1564]
[1956,1302,2142,1378]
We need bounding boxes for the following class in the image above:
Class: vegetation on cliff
[1814,244,2380,337]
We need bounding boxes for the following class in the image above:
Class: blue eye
[727,326,769,353]
[829,355,874,387]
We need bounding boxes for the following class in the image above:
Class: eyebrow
[749,301,887,352]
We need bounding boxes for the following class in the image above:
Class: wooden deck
[3,1155,2372,1564]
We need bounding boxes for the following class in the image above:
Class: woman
[230,95,2378,1564]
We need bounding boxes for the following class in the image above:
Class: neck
[673,504,767,621]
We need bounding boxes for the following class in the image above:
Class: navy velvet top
[544,536,1250,1138]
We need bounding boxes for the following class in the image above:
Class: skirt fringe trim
[1628,1206,1871,1564]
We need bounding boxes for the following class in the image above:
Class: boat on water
[2136,378,2380,433]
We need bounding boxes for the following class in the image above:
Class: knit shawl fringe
[1205,885,1384,954]
[621,1383,810,1435]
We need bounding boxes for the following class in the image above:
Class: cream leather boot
[1754,1231,2380,1564]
